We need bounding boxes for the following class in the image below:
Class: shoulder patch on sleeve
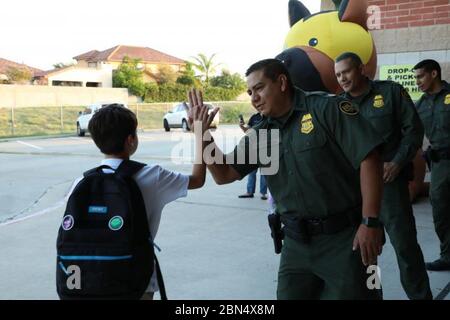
[339,101,359,115]
[401,88,412,99]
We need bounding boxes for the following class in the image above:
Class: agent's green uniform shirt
[415,81,450,149]
[342,80,424,166]
[230,88,384,220]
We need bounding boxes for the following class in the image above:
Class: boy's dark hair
[413,59,442,80]
[88,104,137,154]
[335,52,363,68]
[245,59,294,90]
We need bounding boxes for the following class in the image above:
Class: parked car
[76,102,128,136]
[163,102,219,132]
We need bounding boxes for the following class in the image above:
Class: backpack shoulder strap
[154,255,167,300]
[115,160,146,179]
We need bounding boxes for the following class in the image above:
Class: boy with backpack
[57,92,217,299]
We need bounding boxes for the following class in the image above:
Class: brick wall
[371,0,450,29]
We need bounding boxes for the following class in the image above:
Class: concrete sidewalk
[0,175,448,300]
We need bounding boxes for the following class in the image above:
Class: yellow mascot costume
[276,0,377,93]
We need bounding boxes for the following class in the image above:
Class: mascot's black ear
[289,0,311,27]
[338,0,368,30]
[332,0,342,9]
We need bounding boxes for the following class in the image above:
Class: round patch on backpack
[62,215,74,231]
[109,216,124,231]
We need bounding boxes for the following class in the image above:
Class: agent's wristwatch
[361,217,383,228]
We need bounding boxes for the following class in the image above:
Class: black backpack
[56,160,166,300]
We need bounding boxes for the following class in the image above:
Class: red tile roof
[33,65,73,78]
[72,50,99,61]
[0,58,42,76]
[73,45,185,65]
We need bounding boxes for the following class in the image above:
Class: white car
[76,102,128,136]
[163,102,219,132]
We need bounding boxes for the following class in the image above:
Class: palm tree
[190,53,221,86]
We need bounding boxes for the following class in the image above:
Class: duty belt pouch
[423,147,432,169]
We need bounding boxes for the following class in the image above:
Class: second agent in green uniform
[414,59,450,271]
[334,52,432,300]
[188,59,385,300]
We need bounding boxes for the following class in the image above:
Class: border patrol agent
[335,52,432,300]
[414,59,450,271]
[188,59,385,300]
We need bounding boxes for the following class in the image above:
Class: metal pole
[60,105,64,132]
[11,98,15,136]
[136,104,139,130]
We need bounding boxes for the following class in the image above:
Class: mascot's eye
[309,38,318,47]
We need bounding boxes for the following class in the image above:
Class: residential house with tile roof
[0,58,42,84]
[34,45,186,88]
[74,45,186,83]
[33,63,114,87]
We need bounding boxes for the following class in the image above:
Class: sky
[0,0,320,75]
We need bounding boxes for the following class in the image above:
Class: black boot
[426,258,450,271]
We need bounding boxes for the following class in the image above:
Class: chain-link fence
[0,101,254,138]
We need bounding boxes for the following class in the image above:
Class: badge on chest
[301,113,314,134]
[445,94,450,105]
[373,95,384,108]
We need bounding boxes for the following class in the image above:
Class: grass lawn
[0,101,254,138]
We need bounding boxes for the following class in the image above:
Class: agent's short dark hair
[88,104,137,154]
[413,59,442,80]
[245,59,294,90]
[335,52,363,68]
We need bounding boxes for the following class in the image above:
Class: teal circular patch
[108,216,124,231]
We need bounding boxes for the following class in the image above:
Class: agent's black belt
[281,209,360,243]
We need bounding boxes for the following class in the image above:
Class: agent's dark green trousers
[430,160,450,263]
[277,225,382,300]
[380,175,432,300]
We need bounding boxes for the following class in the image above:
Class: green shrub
[144,83,245,103]
[203,87,242,101]
[213,102,254,124]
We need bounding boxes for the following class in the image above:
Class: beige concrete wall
[371,24,450,80]
[0,85,128,108]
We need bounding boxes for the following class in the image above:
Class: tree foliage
[5,67,32,84]
[176,62,198,86]
[190,53,220,85]
[210,69,246,91]
[112,56,146,97]
[154,64,178,85]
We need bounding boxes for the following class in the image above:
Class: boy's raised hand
[187,89,220,134]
